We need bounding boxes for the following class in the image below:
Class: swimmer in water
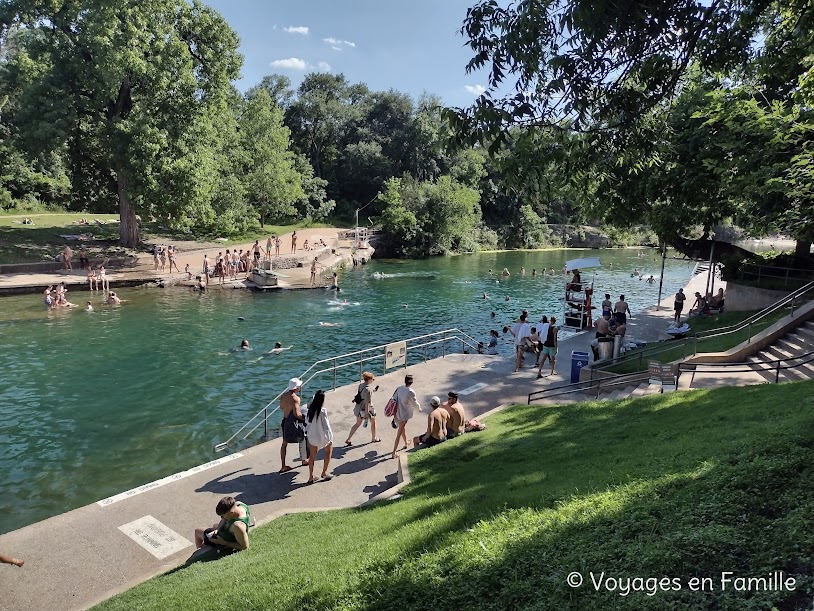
[85,301,93,311]
[106,291,121,305]
[319,322,341,327]
[504,296,510,302]
[241,339,251,350]
[403,304,408,308]
[482,292,489,300]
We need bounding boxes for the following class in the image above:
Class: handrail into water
[592,280,814,374]
[527,371,651,404]
[214,328,480,452]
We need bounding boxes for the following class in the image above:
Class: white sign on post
[385,341,407,369]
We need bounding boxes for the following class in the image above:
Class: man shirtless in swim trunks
[279,378,308,472]
[62,245,73,271]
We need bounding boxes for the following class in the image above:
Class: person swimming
[240,339,251,350]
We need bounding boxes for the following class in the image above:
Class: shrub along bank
[97,381,814,611]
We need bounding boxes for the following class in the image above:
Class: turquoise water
[0,248,692,534]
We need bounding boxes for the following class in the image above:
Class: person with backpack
[344,372,380,446]
[390,374,421,459]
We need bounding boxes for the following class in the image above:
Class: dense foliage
[449,0,814,261]
[0,3,589,253]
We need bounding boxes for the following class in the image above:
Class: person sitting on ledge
[413,397,448,449]
[566,269,582,293]
[194,496,251,555]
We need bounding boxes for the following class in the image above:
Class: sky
[203,0,487,108]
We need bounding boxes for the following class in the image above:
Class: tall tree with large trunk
[0,0,242,247]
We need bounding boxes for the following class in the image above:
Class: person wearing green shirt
[194,496,251,554]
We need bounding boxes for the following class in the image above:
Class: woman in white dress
[305,390,334,484]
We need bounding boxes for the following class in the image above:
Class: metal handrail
[528,371,650,404]
[678,350,814,384]
[593,280,814,373]
[214,328,480,452]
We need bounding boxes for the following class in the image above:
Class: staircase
[747,321,814,383]
[530,379,664,406]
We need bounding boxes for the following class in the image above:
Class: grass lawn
[0,212,339,264]
[96,380,814,611]
[605,309,792,374]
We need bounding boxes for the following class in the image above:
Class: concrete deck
[0,228,369,296]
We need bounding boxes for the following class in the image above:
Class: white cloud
[269,58,331,72]
[323,37,356,49]
[270,57,309,70]
[283,26,309,35]
[464,84,487,96]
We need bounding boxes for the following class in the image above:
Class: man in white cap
[279,378,308,473]
[413,396,449,449]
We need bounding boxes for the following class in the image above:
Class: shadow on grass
[96,381,814,611]
[291,381,814,611]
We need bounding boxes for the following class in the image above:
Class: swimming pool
[0,248,693,533]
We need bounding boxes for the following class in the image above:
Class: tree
[239,89,304,225]
[1,0,242,247]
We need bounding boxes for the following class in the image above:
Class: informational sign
[458,382,488,396]
[385,341,407,369]
[119,516,192,559]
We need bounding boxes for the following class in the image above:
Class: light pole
[355,194,379,249]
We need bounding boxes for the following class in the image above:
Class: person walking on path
[391,374,421,459]
[673,288,686,324]
[510,313,531,372]
[614,295,632,325]
[345,372,381,446]
[291,231,298,254]
[279,378,308,473]
[537,316,558,377]
[305,390,334,484]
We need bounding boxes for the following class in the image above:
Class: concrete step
[793,325,814,345]
[776,336,810,354]
[629,382,655,397]
[762,347,813,381]
[748,355,780,383]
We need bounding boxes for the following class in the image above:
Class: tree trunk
[795,239,812,259]
[117,165,140,248]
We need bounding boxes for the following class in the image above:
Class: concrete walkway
[0,265,717,611]
[0,227,367,296]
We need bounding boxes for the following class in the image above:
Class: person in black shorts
[673,288,686,323]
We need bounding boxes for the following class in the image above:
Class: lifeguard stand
[562,257,601,330]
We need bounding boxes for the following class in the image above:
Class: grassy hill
[96,381,814,611]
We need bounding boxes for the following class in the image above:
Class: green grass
[0,212,123,263]
[0,212,339,264]
[606,309,791,374]
[96,381,814,611]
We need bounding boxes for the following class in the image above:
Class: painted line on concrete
[118,516,193,560]
[457,382,488,396]
[97,453,244,507]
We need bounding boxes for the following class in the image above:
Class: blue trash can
[570,351,589,383]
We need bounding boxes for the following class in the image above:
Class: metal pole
[333,358,337,391]
[656,239,667,309]
[748,322,753,343]
[775,360,781,383]
[705,239,715,298]
[263,407,268,439]
[442,332,447,358]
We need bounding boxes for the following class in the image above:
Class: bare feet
[321,474,333,481]
[344,440,352,446]
[278,465,292,473]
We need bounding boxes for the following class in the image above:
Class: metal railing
[528,371,651,404]
[214,328,480,452]
[592,280,814,374]
[677,350,814,385]
[734,263,814,291]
